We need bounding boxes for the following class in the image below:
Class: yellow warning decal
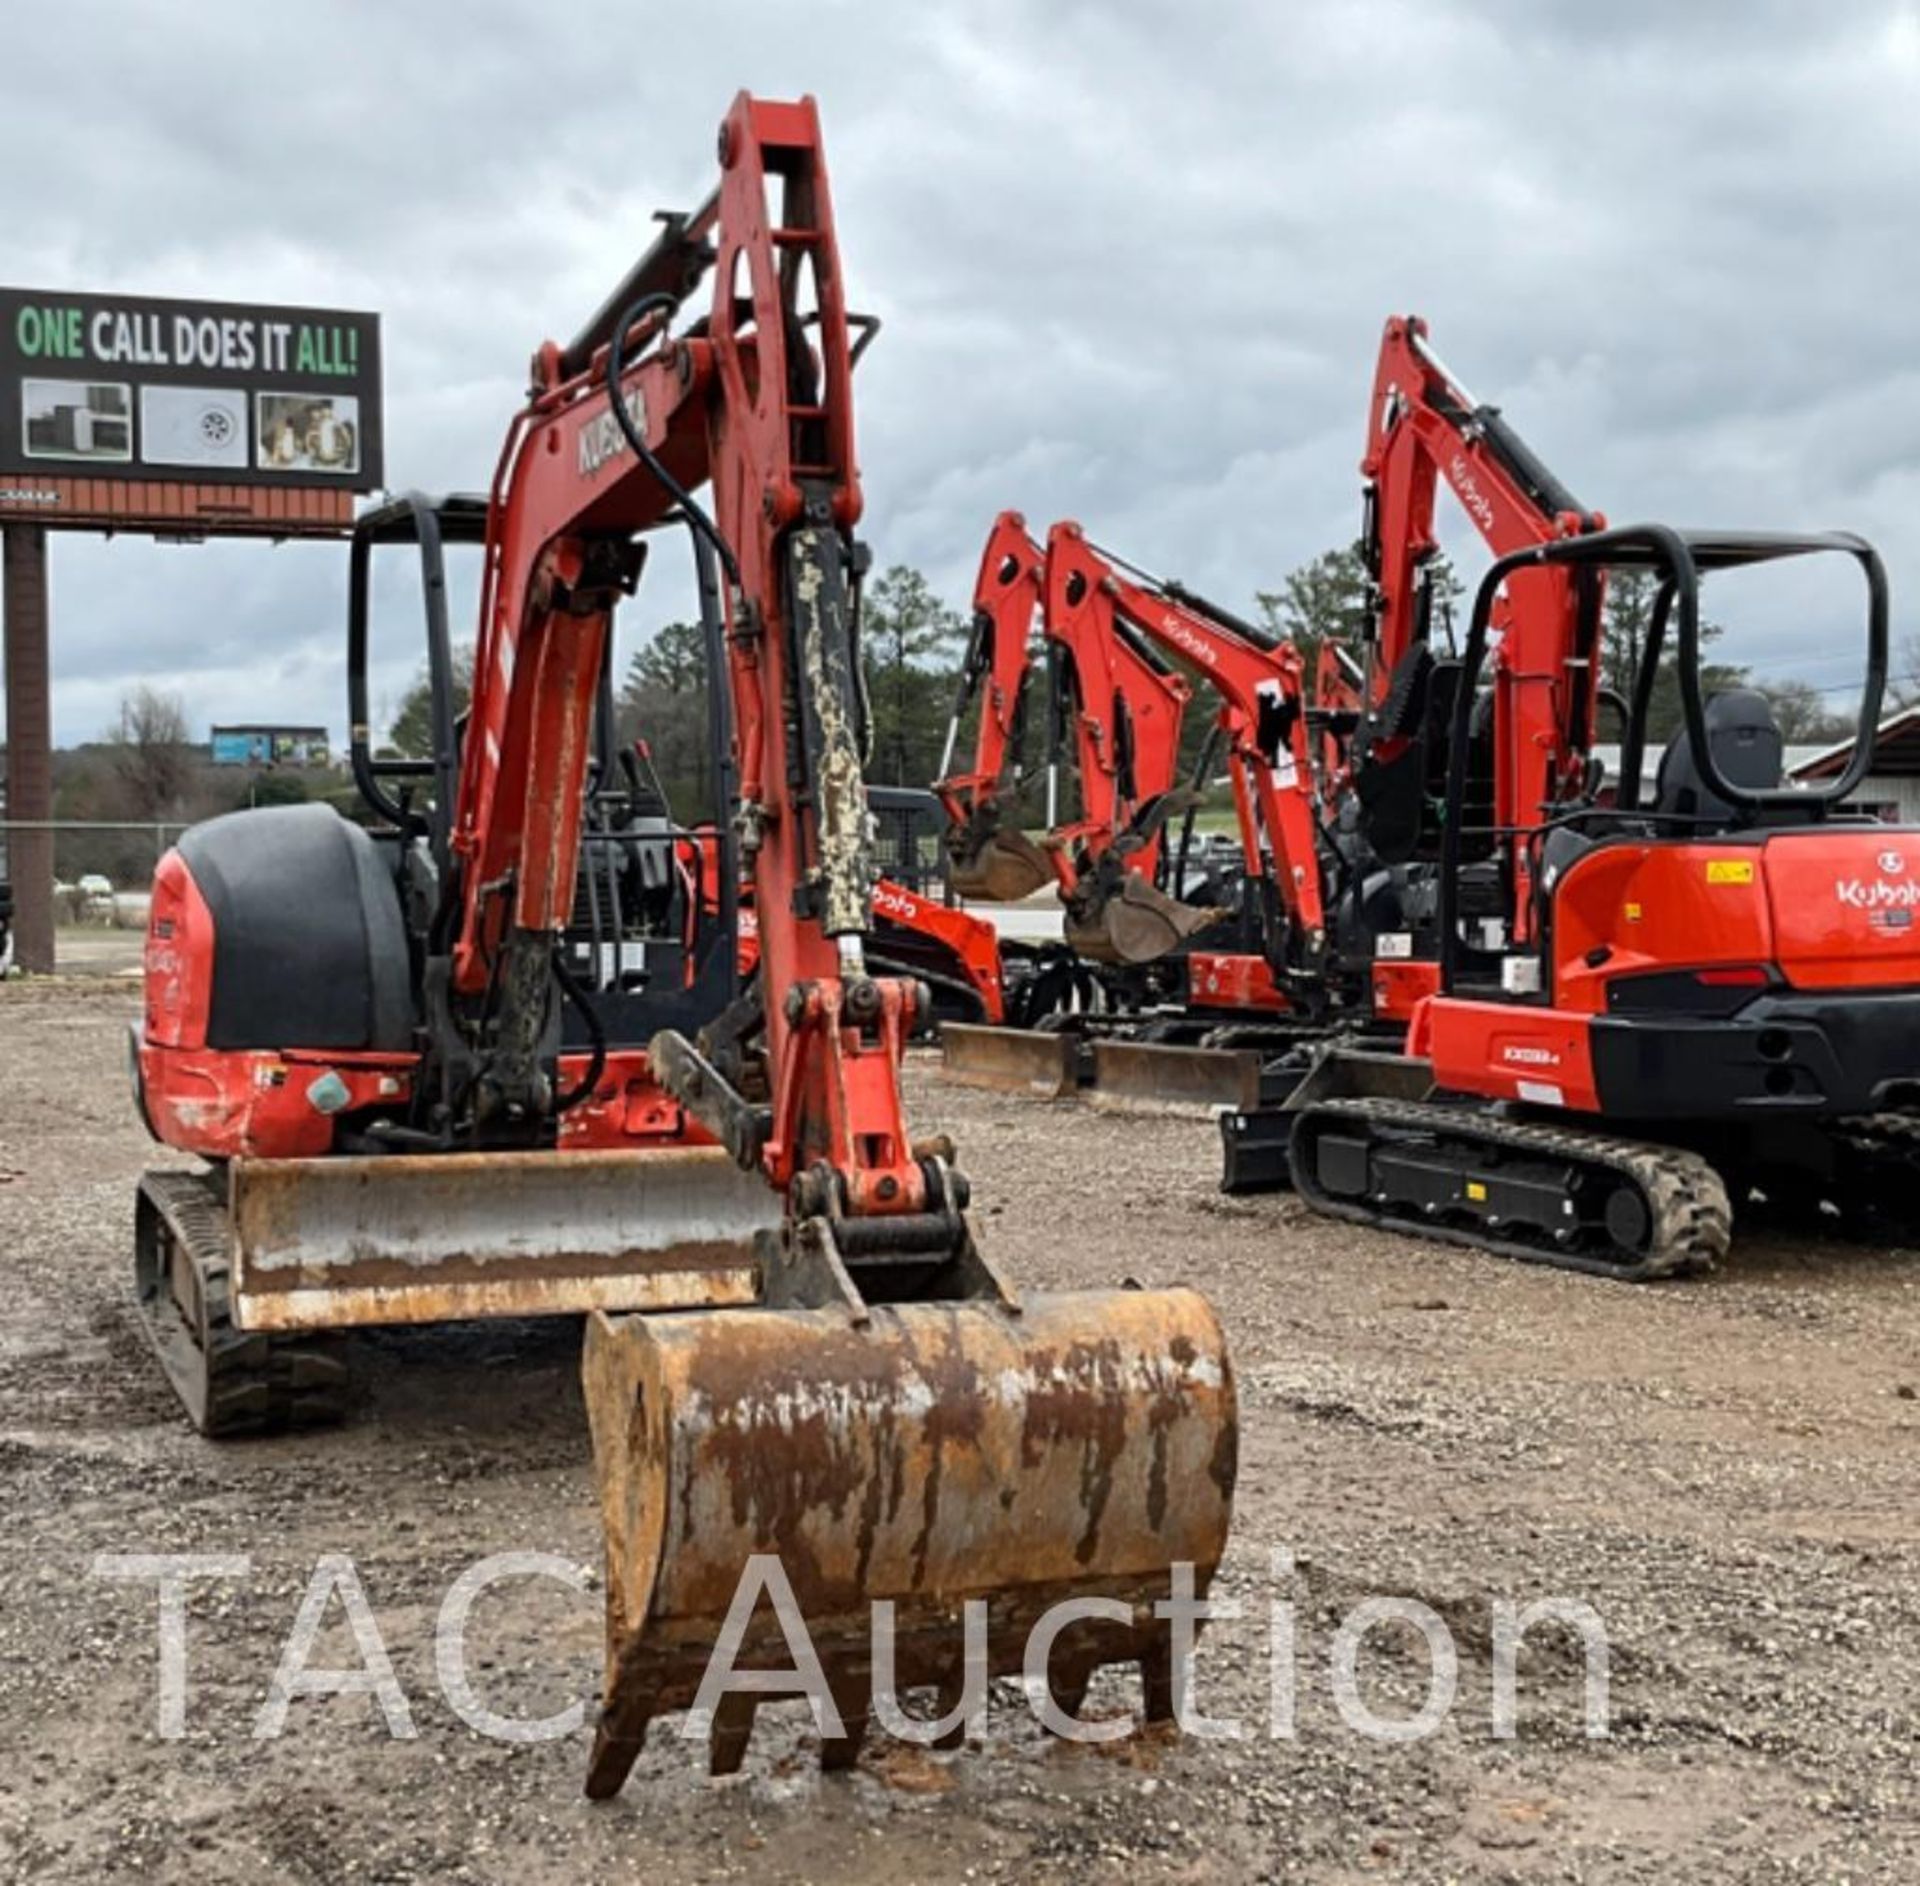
[1465,1180,1488,1202]
[1624,902,1643,922]
[1706,859,1755,885]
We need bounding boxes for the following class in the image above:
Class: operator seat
[623,787,678,899]
[1652,689,1784,831]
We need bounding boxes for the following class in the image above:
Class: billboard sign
[0,288,382,495]
[211,725,332,768]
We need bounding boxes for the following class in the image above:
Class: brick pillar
[3,525,54,974]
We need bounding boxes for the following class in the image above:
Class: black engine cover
[177,804,412,1052]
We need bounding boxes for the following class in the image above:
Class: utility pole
[3,525,53,974]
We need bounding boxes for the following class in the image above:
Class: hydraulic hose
[551,947,609,1113]
[604,293,741,590]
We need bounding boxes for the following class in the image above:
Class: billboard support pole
[3,523,54,974]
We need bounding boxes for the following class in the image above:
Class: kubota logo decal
[578,386,648,478]
[1880,850,1906,874]
[872,882,920,921]
[1446,453,1496,533]
[1835,876,1920,911]
[1151,607,1219,669]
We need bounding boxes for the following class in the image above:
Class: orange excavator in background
[934,512,1052,901]
[1231,316,1920,1278]
[1211,313,1626,1185]
[734,784,1013,1026]
[936,508,1223,963]
[942,516,1357,1109]
[1037,522,1232,967]
[130,94,1235,1787]
[1042,522,1329,999]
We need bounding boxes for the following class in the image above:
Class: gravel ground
[3,976,1918,1883]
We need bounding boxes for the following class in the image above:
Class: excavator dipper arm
[462,95,1242,1792]
[1040,521,1195,890]
[933,511,1054,900]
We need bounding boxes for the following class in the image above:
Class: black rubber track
[1288,1097,1732,1282]
[1817,1112,1920,1239]
[134,1169,350,1437]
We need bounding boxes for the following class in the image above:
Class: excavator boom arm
[1359,315,1608,933]
[444,93,922,1207]
[1044,523,1326,952]
[933,512,1054,900]
[1039,523,1193,887]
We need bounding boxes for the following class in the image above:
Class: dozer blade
[947,827,1054,903]
[1065,876,1226,967]
[582,1286,1236,1792]
[1086,1039,1264,1117]
[939,1021,1081,1097]
[227,1146,778,1331]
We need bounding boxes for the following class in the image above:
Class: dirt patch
[2,983,1917,1881]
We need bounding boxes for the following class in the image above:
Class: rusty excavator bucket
[946,825,1055,904]
[582,1274,1235,1792]
[1065,874,1227,967]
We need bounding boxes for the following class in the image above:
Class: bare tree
[1756,676,1855,744]
[1889,633,1920,710]
[107,686,196,819]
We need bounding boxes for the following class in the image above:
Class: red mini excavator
[943,517,1349,1110]
[1246,316,1920,1277]
[934,511,1054,901]
[1042,521,1328,1001]
[936,509,1223,958]
[131,94,1236,1787]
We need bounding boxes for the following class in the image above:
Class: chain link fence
[0,819,185,925]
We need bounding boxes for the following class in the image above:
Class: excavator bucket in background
[939,1021,1083,1097]
[947,826,1054,903]
[1065,875,1226,967]
[582,1281,1236,1791]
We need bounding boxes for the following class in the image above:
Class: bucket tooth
[709,1693,759,1778]
[585,1712,649,1796]
[1140,1635,1175,1723]
[932,1664,971,1750]
[820,1665,873,1772]
[1046,1665,1094,1734]
[581,1287,1235,1792]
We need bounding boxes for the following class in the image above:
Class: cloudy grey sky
[4,0,1918,745]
